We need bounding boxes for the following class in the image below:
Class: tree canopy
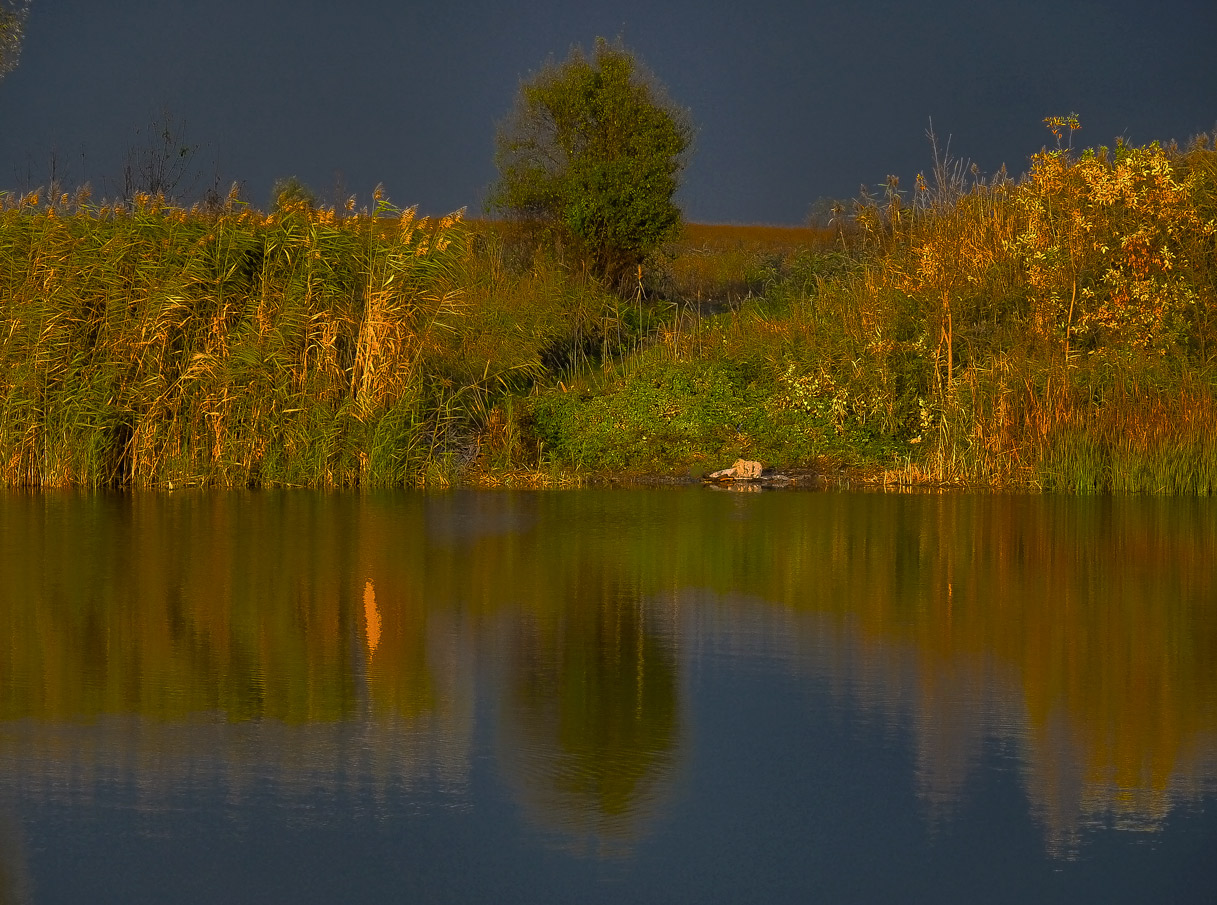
[0,0,31,80]
[489,38,693,289]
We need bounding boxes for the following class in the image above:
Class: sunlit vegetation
[1,124,1215,490]
[528,126,1217,490]
[0,188,622,487]
[859,128,1217,491]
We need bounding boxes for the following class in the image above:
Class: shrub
[1014,138,1216,355]
[270,175,318,212]
[489,37,693,290]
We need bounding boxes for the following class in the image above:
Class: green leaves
[490,37,692,289]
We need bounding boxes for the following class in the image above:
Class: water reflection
[0,811,29,905]
[0,489,1214,867]
[499,572,680,854]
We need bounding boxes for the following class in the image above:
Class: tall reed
[0,188,475,487]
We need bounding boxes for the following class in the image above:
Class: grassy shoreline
[3,132,1216,492]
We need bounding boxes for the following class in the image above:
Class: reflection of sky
[1,490,1216,901]
[0,594,1213,903]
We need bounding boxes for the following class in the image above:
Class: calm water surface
[0,489,1215,903]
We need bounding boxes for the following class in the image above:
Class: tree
[270,175,317,212]
[489,37,693,289]
[0,0,31,80]
[122,107,199,202]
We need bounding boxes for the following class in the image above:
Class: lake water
[0,488,1215,903]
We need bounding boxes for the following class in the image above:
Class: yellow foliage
[1015,140,1208,351]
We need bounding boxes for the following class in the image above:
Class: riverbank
[2,133,1215,491]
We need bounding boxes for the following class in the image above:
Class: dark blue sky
[1,0,1213,223]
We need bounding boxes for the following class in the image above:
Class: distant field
[465,219,838,252]
[657,222,839,306]
[462,218,838,305]
[676,222,837,251]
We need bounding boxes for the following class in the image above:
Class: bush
[489,37,693,290]
[270,175,318,212]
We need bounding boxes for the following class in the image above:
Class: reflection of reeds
[1,490,1213,853]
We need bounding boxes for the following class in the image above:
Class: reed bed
[0,188,572,488]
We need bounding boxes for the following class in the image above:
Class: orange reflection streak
[364,580,381,657]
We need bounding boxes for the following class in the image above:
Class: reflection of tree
[635,491,1217,855]
[499,571,681,853]
[361,577,441,723]
[3,487,1216,860]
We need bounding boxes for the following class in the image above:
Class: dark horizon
[1,0,1214,224]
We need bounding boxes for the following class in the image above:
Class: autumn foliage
[812,124,1217,489]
